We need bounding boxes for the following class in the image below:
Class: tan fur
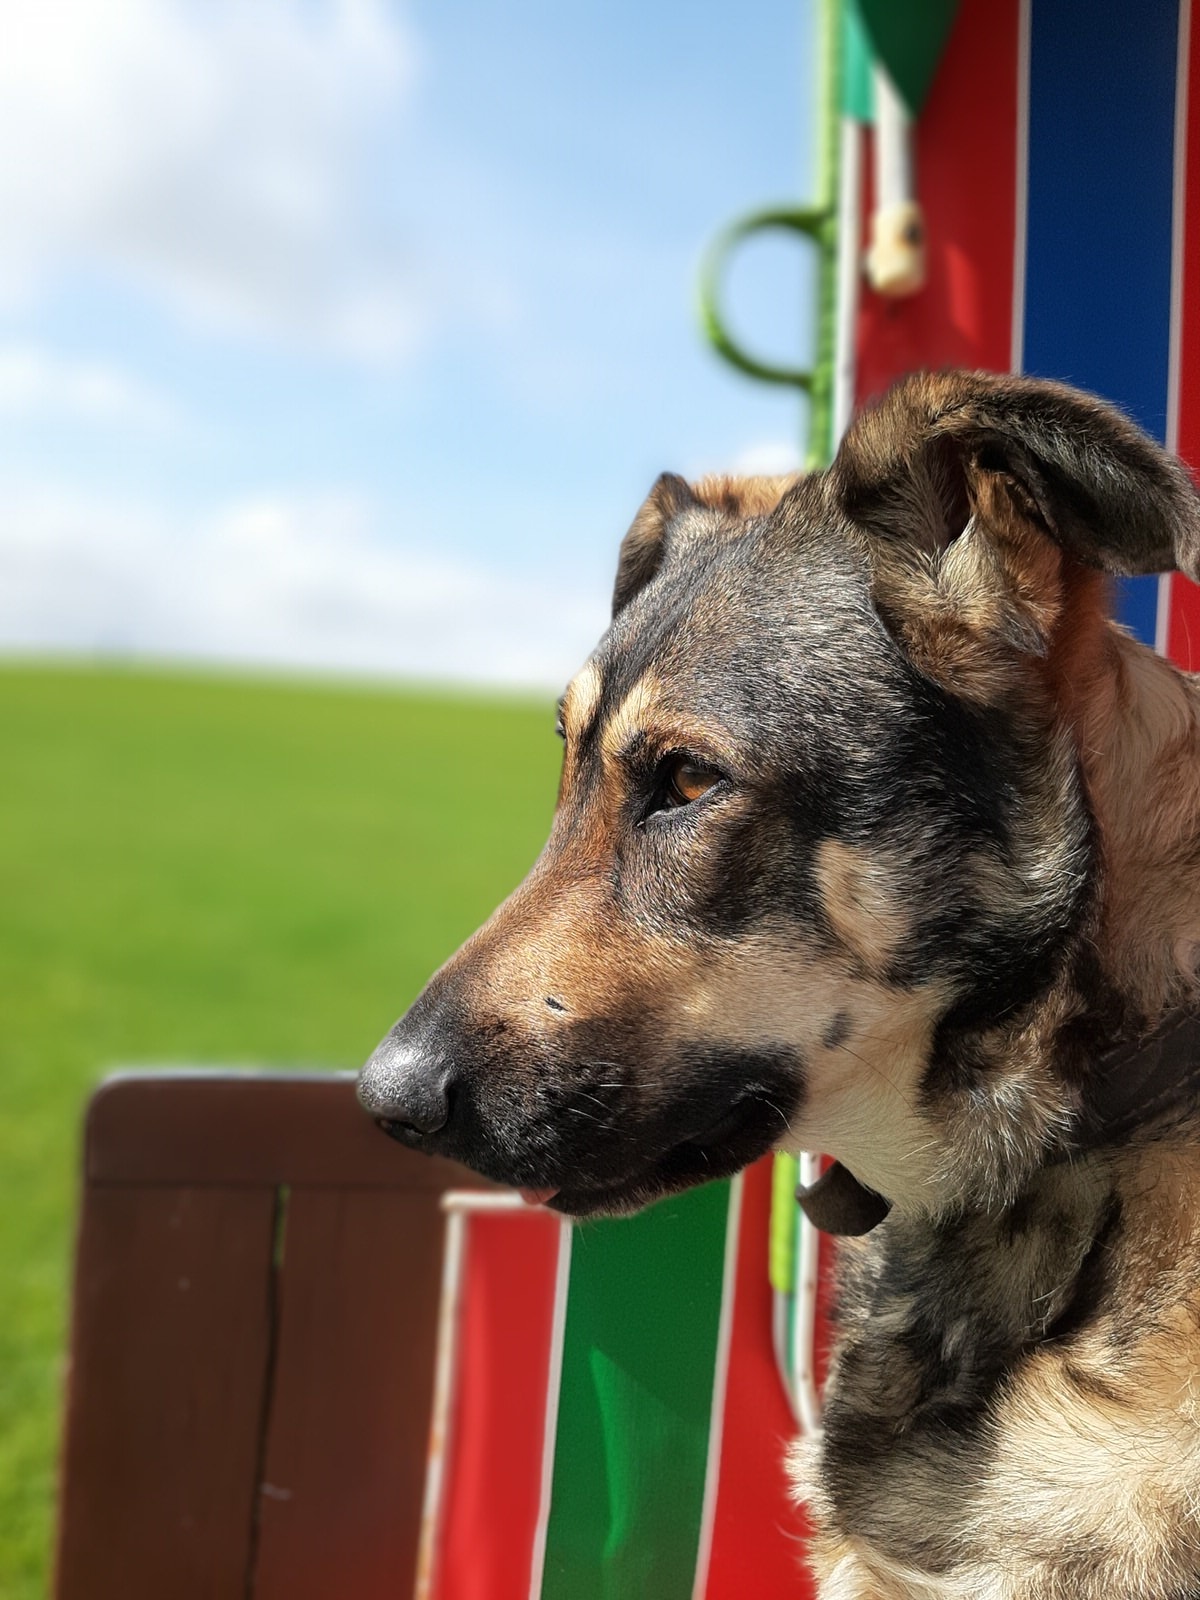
[676,936,946,1206]
[598,676,741,771]
[692,472,798,518]
[1061,622,1200,1016]
[813,839,915,974]
[560,658,603,743]
[870,505,1066,707]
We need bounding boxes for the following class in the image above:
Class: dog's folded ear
[832,370,1200,584]
[612,472,697,617]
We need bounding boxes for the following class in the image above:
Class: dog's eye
[664,758,720,809]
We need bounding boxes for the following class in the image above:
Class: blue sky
[0,0,817,687]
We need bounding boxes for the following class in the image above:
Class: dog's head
[359,371,1200,1217]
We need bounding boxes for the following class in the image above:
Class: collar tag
[796,1160,892,1236]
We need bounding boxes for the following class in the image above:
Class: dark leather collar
[1074,1003,1200,1148]
[797,1006,1200,1237]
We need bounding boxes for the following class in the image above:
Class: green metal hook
[697,203,834,395]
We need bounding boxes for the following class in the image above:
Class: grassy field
[0,663,561,1598]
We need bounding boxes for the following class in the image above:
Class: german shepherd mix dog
[359,370,1200,1599]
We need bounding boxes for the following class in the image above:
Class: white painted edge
[1156,571,1174,657]
[791,1152,824,1437]
[526,1219,573,1600]
[414,1207,468,1600]
[772,1289,795,1424]
[1010,0,1032,375]
[1159,0,1191,659]
[440,1189,533,1213]
[1168,0,1191,459]
[871,63,914,210]
[690,1175,745,1600]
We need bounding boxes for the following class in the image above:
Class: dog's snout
[358,1032,452,1140]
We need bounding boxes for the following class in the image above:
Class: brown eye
[665,758,720,808]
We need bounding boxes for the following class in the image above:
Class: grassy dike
[0,664,561,1597]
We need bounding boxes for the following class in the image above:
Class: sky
[0,0,818,689]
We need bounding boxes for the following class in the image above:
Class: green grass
[0,663,561,1598]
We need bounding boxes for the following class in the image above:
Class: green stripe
[853,0,961,117]
[842,0,876,122]
[539,1181,732,1600]
[769,1154,799,1295]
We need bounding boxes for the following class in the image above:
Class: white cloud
[0,484,607,688]
[0,0,427,363]
[0,344,180,429]
[727,438,804,477]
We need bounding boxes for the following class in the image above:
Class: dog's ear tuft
[834,370,1200,581]
[612,472,697,616]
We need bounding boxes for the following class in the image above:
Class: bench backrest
[54,1072,483,1600]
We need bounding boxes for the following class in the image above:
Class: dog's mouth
[535,1092,791,1218]
[366,1036,803,1219]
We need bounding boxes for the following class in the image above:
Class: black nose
[357,1031,452,1139]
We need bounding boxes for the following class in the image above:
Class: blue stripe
[1022,0,1180,645]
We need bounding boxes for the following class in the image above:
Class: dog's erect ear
[613,472,799,618]
[832,370,1200,582]
[612,472,697,616]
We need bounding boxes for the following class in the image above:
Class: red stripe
[704,1159,817,1600]
[434,1211,561,1600]
[855,0,1021,405]
[1166,574,1200,667]
[1169,2,1200,668]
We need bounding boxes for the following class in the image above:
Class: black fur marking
[1045,1194,1121,1344]
[823,1011,853,1051]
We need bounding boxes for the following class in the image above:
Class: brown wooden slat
[250,1187,447,1600]
[86,1073,488,1191]
[55,1184,277,1600]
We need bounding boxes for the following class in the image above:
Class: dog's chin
[539,1099,788,1219]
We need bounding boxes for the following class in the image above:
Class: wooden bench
[54,1072,485,1600]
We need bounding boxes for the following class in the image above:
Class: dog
[359,369,1200,1599]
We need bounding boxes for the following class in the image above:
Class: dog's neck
[924,595,1200,1219]
[804,1005,1200,1235]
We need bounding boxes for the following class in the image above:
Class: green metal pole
[697,0,842,468]
[807,0,841,468]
